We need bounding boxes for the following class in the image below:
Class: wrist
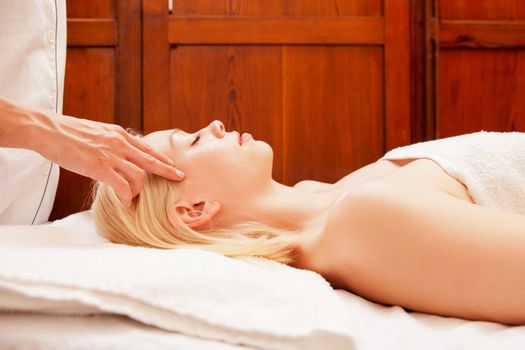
[24,109,59,154]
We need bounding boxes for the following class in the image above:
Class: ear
[168,200,221,229]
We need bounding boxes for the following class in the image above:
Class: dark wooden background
[50,0,525,220]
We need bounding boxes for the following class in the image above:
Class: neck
[226,180,339,233]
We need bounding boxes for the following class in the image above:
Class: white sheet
[0,313,255,350]
[0,211,524,350]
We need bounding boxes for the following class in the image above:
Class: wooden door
[143,0,411,186]
[51,0,413,219]
[47,0,525,219]
[433,0,525,137]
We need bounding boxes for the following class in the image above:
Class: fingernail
[175,169,185,179]
[167,158,175,166]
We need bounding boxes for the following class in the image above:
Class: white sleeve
[0,0,66,224]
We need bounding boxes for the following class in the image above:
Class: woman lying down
[92,120,525,326]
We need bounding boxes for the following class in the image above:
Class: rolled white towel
[381,131,525,216]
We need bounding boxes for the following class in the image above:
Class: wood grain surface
[435,0,525,138]
[51,0,525,219]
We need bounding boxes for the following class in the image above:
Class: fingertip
[118,192,131,208]
[175,169,185,180]
[120,197,130,208]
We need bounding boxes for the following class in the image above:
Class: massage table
[0,211,524,350]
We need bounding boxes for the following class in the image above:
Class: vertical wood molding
[385,0,412,150]
[410,0,427,143]
[143,0,171,133]
[428,0,439,138]
[116,0,142,130]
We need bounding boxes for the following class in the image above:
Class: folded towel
[381,131,525,216]
[0,212,360,350]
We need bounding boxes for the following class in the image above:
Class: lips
[236,131,252,145]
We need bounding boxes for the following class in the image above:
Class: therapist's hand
[39,114,185,206]
[0,97,184,207]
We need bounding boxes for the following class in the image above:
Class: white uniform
[0,0,67,224]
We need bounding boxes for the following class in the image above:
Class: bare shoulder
[319,180,525,324]
[312,181,397,285]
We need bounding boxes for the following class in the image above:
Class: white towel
[381,131,525,216]
[0,212,360,350]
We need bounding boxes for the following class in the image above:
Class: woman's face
[142,120,274,204]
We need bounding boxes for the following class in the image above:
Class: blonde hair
[91,173,300,264]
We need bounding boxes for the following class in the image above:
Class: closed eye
[191,134,200,146]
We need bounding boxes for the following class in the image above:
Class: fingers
[125,148,185,183]
[98,161,144,207]
[47,117,185,206]
[96,126,186,206]
[115,160,145,200]
[100,129,185,206]
[103,168,133,207]
[123,131,185,181]
[124,131,173,166]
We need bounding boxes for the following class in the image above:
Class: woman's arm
[325,182,525,325]
[0,97,183,205]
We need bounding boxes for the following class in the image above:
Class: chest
[331,158,474,205]
[291,158,474,273]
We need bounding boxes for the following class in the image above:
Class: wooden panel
[143,0,412,187]
[168,17,384,45]
[283,46,384,184]
[66,0,115,18]
[169,46,284,180]
[167,45,385,185]
[143,0,170,133]
[435,0,525,140]
[439,20,525,48]
[410,0,431,142]
[115,0,142,130]
[438,50,525,137]
[385,0,411,149]
[67,19,118,47]
[440,0,525,20]
[171,0,382,16]
[50,49,116,219]
[62,49,116,122]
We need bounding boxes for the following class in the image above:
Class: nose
[208,120,225,138]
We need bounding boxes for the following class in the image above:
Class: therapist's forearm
[0,97,56,151]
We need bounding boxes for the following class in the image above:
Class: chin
[240,139,274,179]
[258,139,273,154]
[250,138,271,153]
[256,140,274,179]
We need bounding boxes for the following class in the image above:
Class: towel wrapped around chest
[380,131,525,216]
